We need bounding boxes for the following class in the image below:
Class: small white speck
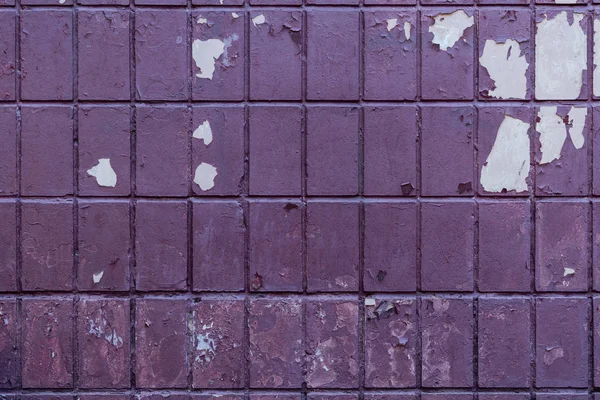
[564,267,576,277]
[231,12,240,19]
[93,271,104,284]
[252,14,266,27]
[197,16,208,24]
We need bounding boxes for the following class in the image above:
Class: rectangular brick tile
[536,297,588,388]
[192,201,245,291]
[421,107,474,196]
[249,396,301,400]
[249,201,302,292]
[478,395,530,400]
[477,107,532,195]
[364,12,417,101]
[363,107,417,196]
[21,396,74,400]
[78,11,129,100]
[78,107,131,196]
[21,106,73,196]
[478,298,531,387]
[136,106,189,196]
[595,297,600,386]
[135,201,187,291]
[421,297,474,388]
[364,395,417,400]
[193,0,242,6]
[0,12,15,101]
[249,106,302,195]
[0,201,17,292]
[421,202,474,291]
[421,10,474,100]
[135,10,187,100]
[594,108,600,194]
[250,0,299,5]
[79,396,131,400]
[307,202,359,292]
[307,107,359,195]
[21,201,73,291]
[250,11,302,100]
[595,204,600,290]
[78,0,128,5]
[78,201,130,291]
[22,299,73,388]
[306,300,359,388]
[365,297,417,388]
[307,11,359,100]
[138,395,187,400]
[478,201,531,292]
[364,0,415,6]
[536,201,589,292]
[478,10,531,100]
[0,107,16,196]
[192,106,244,196]
[536,395,589,400]
[421,395,473,400]
[0,300,18,388]
[135,299,187,388]
[192,299,245,388]
[308,396,357,400]
[192,12,244,101]
[77,298,130,388]
[21,11,73,100]
[535,105,590,196]
[478,0,528,5]
[249,299,303,388]
[364,203,417,292]
[190,396,242,400]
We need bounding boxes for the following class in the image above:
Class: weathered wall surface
[0,0,599,399]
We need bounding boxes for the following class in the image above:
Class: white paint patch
[595,19,600,97]
[59,0,65,3]
[92,271,104,284]
[88,319,124,348]
[192,39,225,80]
[364,298,376,306]
[564,267,576,277]
[403,21,411,40]
[535,11,587,100]
[195,332,216,364]
[429,10,474,52]
[194,162,218,191]
[555,0,577,4]
[231,12,240,19]
[252,14,266,27]
[193,120,213,145]
[566,106,587,149]
[480,115,530,193]
[87,158,117,188]
[538,106,567,165]
[197,16,208,24]
[386,18,398,32]
[479,39,528,99]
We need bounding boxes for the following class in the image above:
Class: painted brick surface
[1,0,599,398]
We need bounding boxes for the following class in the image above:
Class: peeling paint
[429,10,474,52]
[536,11,587,100]
[479,39,528,99]
[386,18,398,32]
[563,267,576,277]
[538,106,568,164]
[192,39,225,80]
[193,120,213,145]
[194,162,218,191]
[231,12,240,19]
[197,16,208,24]
[195,332,216,364]
[252,14,266,27]
[88,319,124,348]
[566,106,587,149]
[87,158,117,188]
[403,21,411,40]
[92,271,104,284]
[480,115,530,193]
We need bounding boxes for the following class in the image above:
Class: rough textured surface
[1,2,600,399]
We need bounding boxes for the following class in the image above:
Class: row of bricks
[1,105,600,198]
[2,395,599,400]
[0,297,597,389]
[0,199,597,293]
[0,9,597,102]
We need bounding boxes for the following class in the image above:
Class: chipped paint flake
[538,106,567,165]
[386,18,398,32]
[92,271,104,284]
[193,120,213,145]
[192,39,225,80]
[194,162,218,191]
[197,16,208,24]
[536,11,587,100]
[252,14,266,27]
[195,332,216,364]
[595,20,600,96]
[555,0,577,4]
[429,10,474,52]
[563,267,576,277]
[364,298,376,306]
[480,115,530,193]
[87,158,117,188]
[403,21,411,40]
[566,106,587,149]
[479,39,528,99]
[232,12,240,19]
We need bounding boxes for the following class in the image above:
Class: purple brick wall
[0,0,600,398]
